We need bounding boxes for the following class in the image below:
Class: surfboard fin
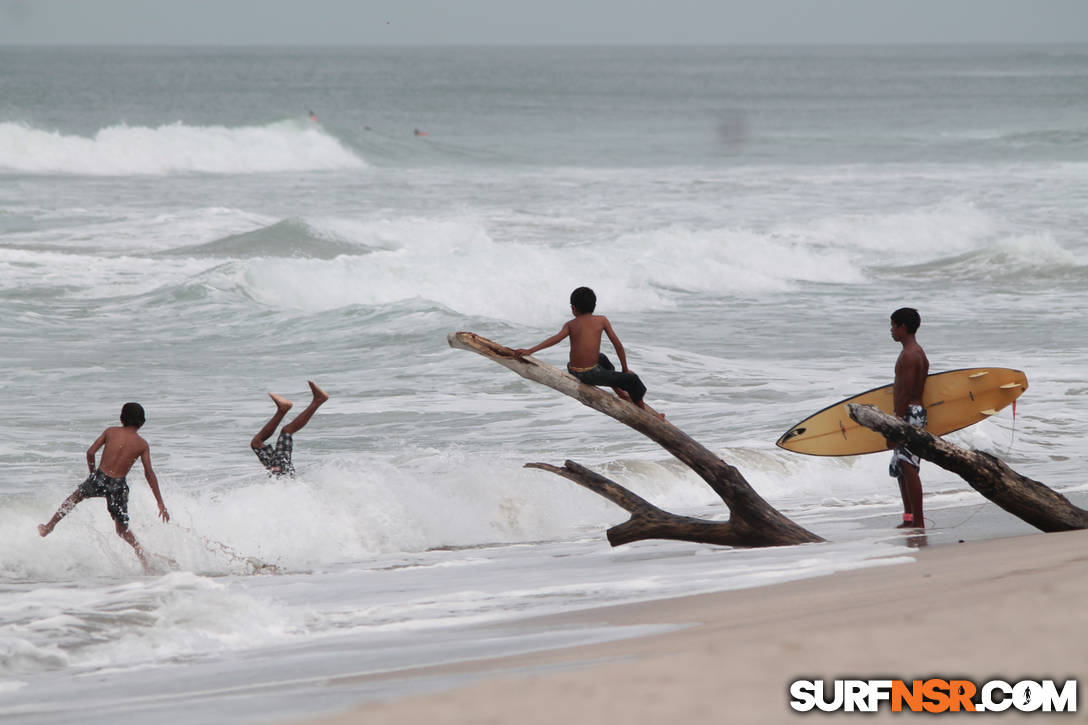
[980,408,999,416]
[999,382,1023,389]
[968,371,990,379]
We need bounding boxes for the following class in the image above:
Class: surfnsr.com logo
[789,679,1078,713]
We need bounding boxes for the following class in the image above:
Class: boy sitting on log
[514,287,662,418]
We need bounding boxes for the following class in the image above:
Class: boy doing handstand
[251,380,330,476]
[514,287,661,417]
[39,402,168,570]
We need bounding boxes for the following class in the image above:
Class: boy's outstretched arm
[86,430,107,474]
[140,447,169,522]
[513,322,570,358]
[602,318,631,372]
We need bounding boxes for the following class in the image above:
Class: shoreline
[283,529,1087,724]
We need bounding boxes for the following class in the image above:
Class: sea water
[1,45,1087,724]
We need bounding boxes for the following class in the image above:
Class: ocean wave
[999,127,1088,149]
[0,246,214,302]
[4,203,1073,322]
[161,218,370,259]
[183,207,1011,322]
[0,440,926,585]
[892,232,1086,281]
[214,216,876,323]
[784,198,1000,261]
[0,450,643,580]
[0,573,300,674]
[0,206,277,254]
[0,120,367,176]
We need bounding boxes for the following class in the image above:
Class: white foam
[217,215,870,324]
[0,573,302,674]
[782,197,1000,262]
[146,446,934,574]
[985,231,1082,269]
[6,207,277,253]
[153,452,631,572]
[615,225,867,289]
[0,121,366,176]
[0,247,213,299]
[5,442,809,579]
[0,636,67,675]
[221,217,670,324]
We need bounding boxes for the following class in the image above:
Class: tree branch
[848,403,1088,532]
[526,460,756,548]
[524,461,660,515]
[452,331,823,547]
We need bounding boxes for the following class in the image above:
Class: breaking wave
[0,120,367,175]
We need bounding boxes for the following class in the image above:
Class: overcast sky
[2,0,1087,46]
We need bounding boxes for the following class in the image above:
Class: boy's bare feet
[896,513,923,529]
[637,401,666,420]
[38,523,51,537]
[612,389,666,420]
[308,380,330,404]
[269,393,293,412]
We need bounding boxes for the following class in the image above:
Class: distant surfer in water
[251,381,330,477]
[889,308,929,528]
[514,287,663,418]
[38,403,169,571]
[308,110,319,123]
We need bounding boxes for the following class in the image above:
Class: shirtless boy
[39,402,169,569]
[251,380,330,476]
[514,287,661,417]
[889,307,929,529]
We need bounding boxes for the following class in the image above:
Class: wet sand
[283,529,1087,724]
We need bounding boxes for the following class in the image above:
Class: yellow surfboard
[776,368,1028,457]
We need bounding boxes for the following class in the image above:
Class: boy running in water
[39,402,168,570]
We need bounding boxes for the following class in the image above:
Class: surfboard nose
[777,426,806,446]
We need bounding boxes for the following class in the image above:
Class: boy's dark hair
[120,402,146,428]
[570,286,596,314]
[891,307,921,335]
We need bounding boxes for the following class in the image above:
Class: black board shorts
[78,469,130,526]
[568,353,647,404]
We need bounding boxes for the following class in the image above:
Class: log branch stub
[524,461,659,514]
[526,460,766,548]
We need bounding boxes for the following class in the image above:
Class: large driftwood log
[849,403,1088,532]
[449,331,823,547]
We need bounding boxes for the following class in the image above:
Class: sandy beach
[283,529,1086,724]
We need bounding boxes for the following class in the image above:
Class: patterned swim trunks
[78,469,130,526]
[253,431,295,476]
[889,404,927,478]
